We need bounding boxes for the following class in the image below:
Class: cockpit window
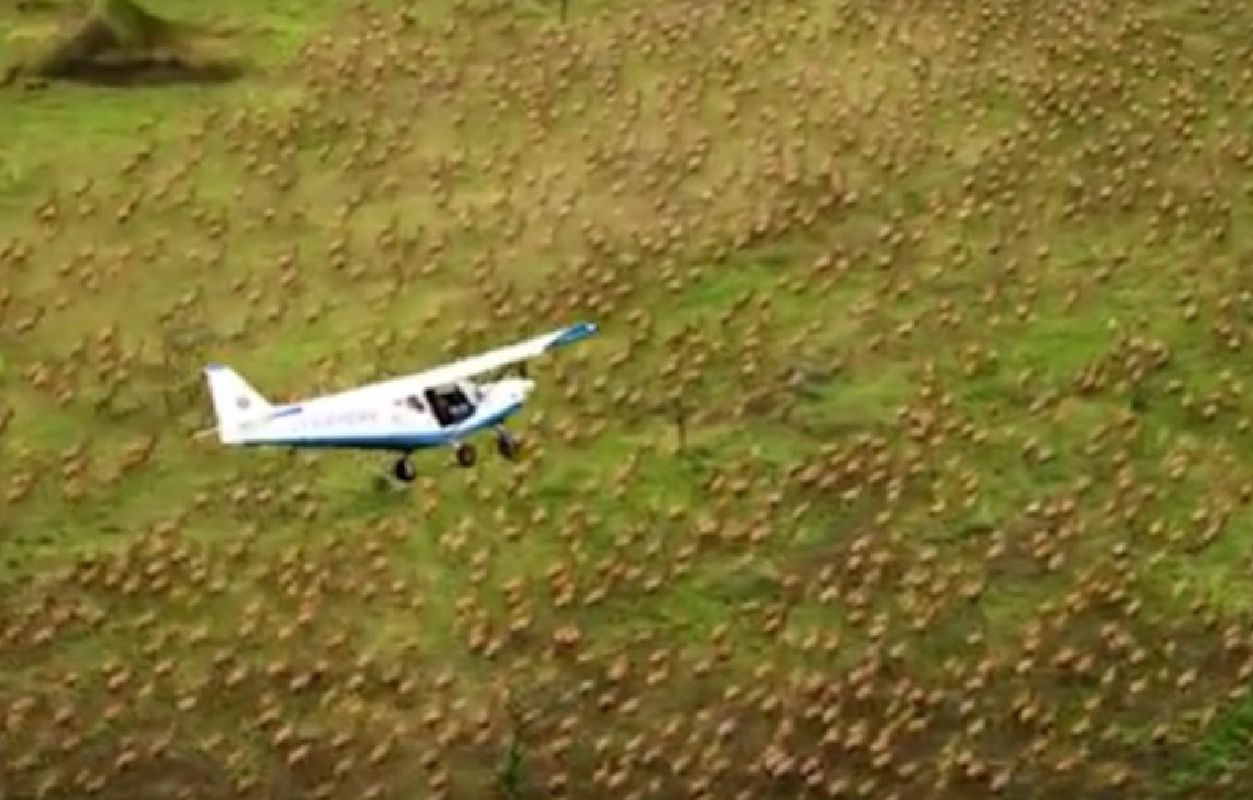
[425,384,475,427]
[405,395,425,412]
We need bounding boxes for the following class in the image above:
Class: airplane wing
[400,321,598,389]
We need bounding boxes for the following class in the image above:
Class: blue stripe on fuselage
[269,406,303,419]
[243,401,523,452]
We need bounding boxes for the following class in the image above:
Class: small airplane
[200,322,597,482]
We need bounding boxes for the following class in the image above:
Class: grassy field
[2,0,1253,797]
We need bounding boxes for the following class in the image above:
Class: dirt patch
[41,51,244,86]
[10,0,244,87]
[12,0,63,11]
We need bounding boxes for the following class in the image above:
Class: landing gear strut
[455,442,477,468]
[496,429,521,461]
[393,456,416,483]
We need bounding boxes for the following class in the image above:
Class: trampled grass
[2,0,1253,797]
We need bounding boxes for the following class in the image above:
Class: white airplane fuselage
[202,321,595,478]
[225,376,534,452]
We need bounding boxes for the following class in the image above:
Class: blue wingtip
[551,321,598,348]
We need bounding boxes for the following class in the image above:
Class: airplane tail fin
[202,364,271,444]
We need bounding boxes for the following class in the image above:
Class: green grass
[1170,692,1253,791]
[3,0,1253,798]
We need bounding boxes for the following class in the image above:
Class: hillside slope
[2,0,1253,798]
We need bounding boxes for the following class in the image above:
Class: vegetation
[1,0,1252,798]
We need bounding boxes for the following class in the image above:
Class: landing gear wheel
[455,442,477,468]
[496,431,521,461]
[393,457,416,483]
